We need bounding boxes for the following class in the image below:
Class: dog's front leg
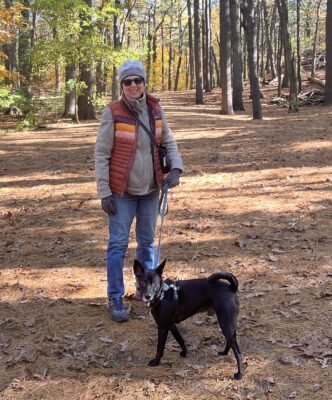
[148,328,168,366]
[170,324,187,357]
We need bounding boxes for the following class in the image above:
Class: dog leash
[153,185,168,269]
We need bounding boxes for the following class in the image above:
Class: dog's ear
[133,259,144,277]
[156,259,166,276]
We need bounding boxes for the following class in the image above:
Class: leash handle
[154,186,168,268]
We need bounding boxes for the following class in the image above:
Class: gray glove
[163,168,181,192]
[101,195,117,215]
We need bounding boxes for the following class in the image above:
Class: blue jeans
[107,190,160,299]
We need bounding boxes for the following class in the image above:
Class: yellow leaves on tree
[0,3,24,47]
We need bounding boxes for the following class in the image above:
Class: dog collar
[147,281,179,307]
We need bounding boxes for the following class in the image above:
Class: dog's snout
[144,294,152,301]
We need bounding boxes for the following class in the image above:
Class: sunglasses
[122,77,144,86]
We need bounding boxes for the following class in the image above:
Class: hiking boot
[108,297,128,322]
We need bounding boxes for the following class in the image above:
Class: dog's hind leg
[170,324,187,357]
[216,314,243,380]
[229,334,243,380]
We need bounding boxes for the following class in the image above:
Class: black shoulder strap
[120,100,159,148]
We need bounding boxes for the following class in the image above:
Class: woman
[95,60,183,322]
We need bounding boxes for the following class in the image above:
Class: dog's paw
[233,371,243,380]
[180,349,187,358]
[148,358,160,367]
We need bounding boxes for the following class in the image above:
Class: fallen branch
[308,77,325,88]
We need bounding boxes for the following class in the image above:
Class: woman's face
[121,75,145,99]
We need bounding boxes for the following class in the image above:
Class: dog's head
[133,259,166,305]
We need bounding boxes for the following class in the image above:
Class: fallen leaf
[234,239,246,249]
[268,254,279,262]
[98,336,113,344]
[120,340,129,352]
[23,318,35,328]
[287,287,302,295]
[278,355,302,367]
[174,369,189,377]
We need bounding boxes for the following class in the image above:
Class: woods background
[1,0,332,126]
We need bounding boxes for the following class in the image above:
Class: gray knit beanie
[118,60,146,83]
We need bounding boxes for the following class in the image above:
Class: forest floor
[0,78,331,400]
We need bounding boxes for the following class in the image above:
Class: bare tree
[186,0,195,89]
[310,0,323,78]
[230,0,244,111]
[245,0,262,119]
[276,0,298,112]
[297,0,302,92]
[325,0,332,104]
[220,0,234,114]
[194,0,203,103]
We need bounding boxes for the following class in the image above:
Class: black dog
[133,259,243,380]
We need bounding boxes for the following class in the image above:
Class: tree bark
[78,0,96,120]
[310,0,322,78]
[203,0,212,92]
[297,0,302,92]
[194,0,203,103]
[18,0,33,94]
[246,0,262,119]
[230,0,244,111]
[78,68,96,120]
[220,0,234,114]
[64,64,76,118]
[174,14,186,91]
[112,0,121,100]
[186,0,195,89]
[325,0,332,104]
[212,47,220,87]
[276,0,298,111]
[168,20,173,91]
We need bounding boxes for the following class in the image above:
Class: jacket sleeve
[160,108,184,172]
[95,106,114,199]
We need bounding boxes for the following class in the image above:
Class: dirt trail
[0,85,331,399]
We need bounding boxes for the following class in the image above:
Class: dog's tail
[207,272,238,293]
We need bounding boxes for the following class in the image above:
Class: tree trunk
[64,64,76,118]
[277,23,283,97]
[212,47,220,87]
[112,0,121,99]
[220,0,234,114]
[246,0,262,119]
[230,0,244,111]
[263,0,276,79]
[174,13,185,91]
[162,25,166,91]
[276,0,298,112]
[18,0,33,95]
[96,63,105,98]
[187,0,195,89]
[77,68,96,120]
[255,3,260,76]
[78,0,96,120]
[325,0,332,104]
[4,1,19,87]
[297,0,302,92]
[194,0,203,103]
[203,0,212,92]
[168,20,173,91]
[243,29,247,80]
[310,0,322,78]
[52,28,61,95]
